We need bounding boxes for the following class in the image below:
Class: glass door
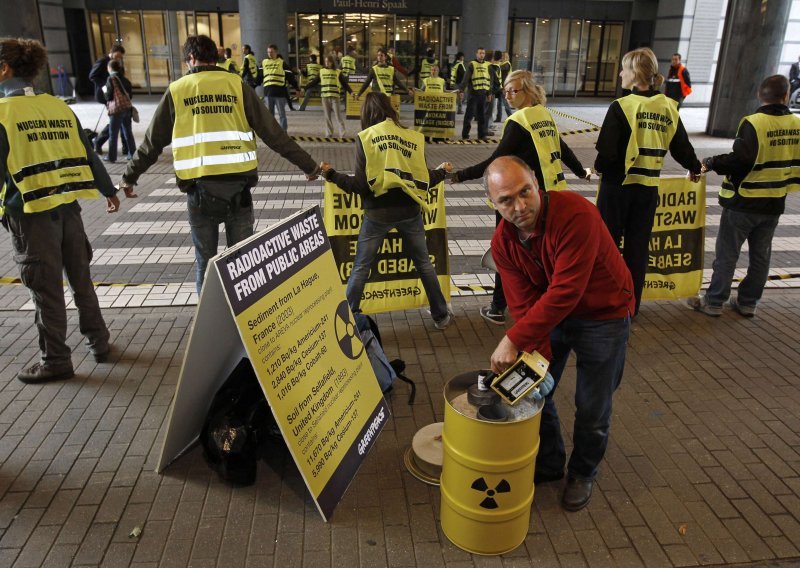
[533,18,558,94]
[580,21,623,96]
[117,11,147,90]
[322,14,345,60]
[345,13,370,72]
[143,12,170,88]
[511,20,533,71]
[554,19,583,96]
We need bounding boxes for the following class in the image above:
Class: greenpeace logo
[357,407,385,455]
[220,145,242,150]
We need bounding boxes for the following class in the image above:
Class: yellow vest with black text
[320,68,342,98]
[169,72,257,180]
[341,55,356,76]
[0,93,99,215]
[506,105,567,190]
[617,94,679,187]
[306,62,321,81]
[371,65,395,94]
[721,112,800,198]
[450,61,464,85]
[423,77,445,93]
[218,58,239,74]
[358,119,432,212]
[262,58,285,87]
[240,54,257,78]
[470,60,491,91]
[420,58,438,81]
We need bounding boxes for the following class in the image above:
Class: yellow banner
[322,181,450,314]
[414,91,456,138]
[643,177,706,300]
[345,74,400,119]
[215,207,388,520]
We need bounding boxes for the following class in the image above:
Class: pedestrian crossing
[19,174,800,310]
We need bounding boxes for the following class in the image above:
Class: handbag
[131,106,140,123]
[106,77,132,116]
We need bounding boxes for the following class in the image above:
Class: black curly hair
[0,37,48,80]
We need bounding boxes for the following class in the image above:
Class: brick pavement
[0,100,799,566]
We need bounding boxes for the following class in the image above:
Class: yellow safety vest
[450,61,464,84]
[0,93,99,215]
[262,58,285,87]
[218,59,239,74]
[420,58,438,81]
[490,63,501,89]
[306,62,321,80]
[470,60,491,91]
[721,112,800,198]
[320,68,341,98]
[240,54,257,78]
[341,55,356,76]
[505,105,567,190]
[169,72,257,180]
[358,119,432,212]
[422,77,445,93]
[617,94,679,187]
[371,65,395,94]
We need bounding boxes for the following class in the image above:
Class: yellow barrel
[440,371,543,555]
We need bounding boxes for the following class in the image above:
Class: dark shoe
[726,296,756,317]
[562,477,593,511]
[534,469,564,485]
[479,304,506,325]
[102,157,116,163]
[92,346,111,363]
[17,362,74,384]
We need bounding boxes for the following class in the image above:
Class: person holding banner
[304,55,352,138]
[420,65,445,93]
[0,38,121,383]
[594,47,701,315]
[451,70,590,324]
[118,35,321,294]
[356,48,412,98]
[485,156,634,511]
[319,93,453,330]
[688,75,800,318]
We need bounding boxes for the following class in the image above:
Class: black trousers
[462,91,489,139]
[595,181,659,315]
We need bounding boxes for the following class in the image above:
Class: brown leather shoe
[17,362,75,384]
[562,477,593,511]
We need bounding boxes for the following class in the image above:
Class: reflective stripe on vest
[262,58,285,87]
[307,62,321,80]
[341,55,356,75]
[450,61,464,83]
[423,77,445,92]
[358,119,431,212]
[169,72,257,180]
[320,68,341,98]
[470,60,491,91]
[0,93,99,215]
[420,58,438,80]
[617,94,679,187]
[372,65,395,94]
[722,112,800,198]
[505,105,567,190]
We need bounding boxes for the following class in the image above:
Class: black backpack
[201,358,277,486]
[354,313,416,404]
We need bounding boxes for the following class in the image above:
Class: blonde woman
[451,69,589,325]
[594,47,701,315]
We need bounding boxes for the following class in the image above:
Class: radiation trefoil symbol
[471,477,511,509]
[333,300,364,360]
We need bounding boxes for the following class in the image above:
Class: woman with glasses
[451,69,590,325]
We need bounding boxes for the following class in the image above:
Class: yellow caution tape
[547,107,603,129]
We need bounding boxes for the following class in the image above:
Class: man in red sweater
[486,156,634,511]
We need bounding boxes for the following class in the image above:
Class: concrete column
[239,0,287,63]
[460,0,509,60]
[707,0,792,137]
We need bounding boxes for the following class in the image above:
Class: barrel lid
[405,422,444,485]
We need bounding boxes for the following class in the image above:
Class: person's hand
[437,162,453,173]
[119,182,137,198]
[530,371,555,401]
[583,168,592,181]
[449,170,462,184]
[700,157,713,174]
[490,335,519,375]
[306,172,319,181]
[320,161,332,175]
[408,87,415,95]
[687,170,701,183]
[106,195,121,213]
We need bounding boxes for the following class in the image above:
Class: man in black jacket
[89,44,126,155]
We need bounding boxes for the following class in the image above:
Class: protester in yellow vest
[0,38,121,383]
[262,44,296,131]
[688,75,800,318]
[217,47,239,74]
[299,53,322,111]
[118,35,320,293]
[356,48,412,98]
[457,47,493,140]
[420,65,445,92]
[412,47,438,87]
[451,69,590,325]
[340,48,357,78]
[304,55,352,137]
[240,44,259,88]
[493,50,513,122]
[594,47,701,315]
[449,52,466,114]
[319,93,453,330]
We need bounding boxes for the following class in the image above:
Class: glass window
[196,12,221,46]
[554,19,583,95]
[345,13,371,72]
[221,13,242,63]
[176,11,194,50]
[118,11,146,89]
[599,23,623,93]
[394,17,415,80]
[143,12,170,88]
[511,20,533,71]
[322,14,344,61]
[533,18,558,94]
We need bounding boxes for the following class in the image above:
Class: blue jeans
[495,93,512,121]
[108,110,135,162]
[705,207,780,307]
[537,316,630,481]
[265,95,288,131]
[187,191,255,293]
[346,214,448,322]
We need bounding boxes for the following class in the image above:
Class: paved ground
[0,98,799,567]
